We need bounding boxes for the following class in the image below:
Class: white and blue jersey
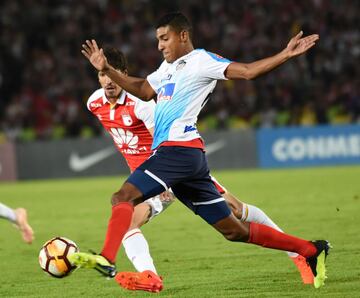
[127,49,233,225]
[147,49,231,149]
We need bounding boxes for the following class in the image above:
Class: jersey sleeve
[86,99,93,112]
[134,99,156,129]
[86,89,103,112]
[199,50,232,80]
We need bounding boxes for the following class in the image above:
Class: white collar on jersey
[102,89,126,105]
[164,49,196,66]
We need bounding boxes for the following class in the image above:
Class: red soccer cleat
[291,255,314,284]
[115,270,163,293]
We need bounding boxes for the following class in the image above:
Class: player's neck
[108,97,119,110]
[106,89,123,105]
[178,44,194,58]
[108,97,118,104]
[174,45,194,62]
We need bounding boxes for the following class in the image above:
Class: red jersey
[87,88,155,172]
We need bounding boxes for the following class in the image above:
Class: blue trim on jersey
[205,51,231,63]
[151,49,230,149]
[152,76,194,149]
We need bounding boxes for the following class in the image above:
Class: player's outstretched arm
[225,31,319,80]
[81,39,156,101]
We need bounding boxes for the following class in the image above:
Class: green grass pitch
[0,166,359,297]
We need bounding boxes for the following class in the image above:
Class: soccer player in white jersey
[0,202,34,244]
[74,12,330,291]
[75,47,314,290]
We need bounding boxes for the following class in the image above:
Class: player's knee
[111,189,132,205]
[223,231,247,242]
[230,204,243,220]
[222,225,249,242]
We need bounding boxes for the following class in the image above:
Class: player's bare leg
[1,203,34,244]
[130,203,151,228]
[223,192,314,284]
[14,208,34,244]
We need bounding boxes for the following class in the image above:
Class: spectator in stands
[0,0,359,140]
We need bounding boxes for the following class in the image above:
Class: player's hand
[81,39,110,71]
[159,191,174,203]
[285,31,319,57]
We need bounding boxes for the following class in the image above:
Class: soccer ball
[39,237,79,278]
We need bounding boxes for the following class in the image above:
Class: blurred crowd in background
[0,0,359,142]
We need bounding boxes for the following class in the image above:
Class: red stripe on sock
[101,202,134,263]
[123,231,142,241]
[248,223,316,258]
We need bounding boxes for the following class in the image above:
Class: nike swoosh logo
[69,139,225,172]
[205,140,225,156]
[69,146,116,172]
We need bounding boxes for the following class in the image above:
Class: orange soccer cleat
[115,270,163,293]
[291,255,314,284]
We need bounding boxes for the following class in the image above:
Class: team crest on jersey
[158,83,175,101]
[122,114,133,126]
[161,74,172,82]
[176,60,186,71]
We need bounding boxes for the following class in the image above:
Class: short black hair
[156,12,193,39]
[103,46,127,72]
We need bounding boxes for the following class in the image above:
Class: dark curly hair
[156,12,193,39]
[103,46,128,72]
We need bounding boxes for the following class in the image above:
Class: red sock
[100,202,133,263]
[248,223,316,258]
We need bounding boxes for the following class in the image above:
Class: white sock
[122,228,157,274]
[0,203,17,223]
[241,203,298,258]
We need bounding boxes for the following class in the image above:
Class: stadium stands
[0,0,359,141]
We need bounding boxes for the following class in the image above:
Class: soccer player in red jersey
[72,47,314,290]
[73,13,330,291]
